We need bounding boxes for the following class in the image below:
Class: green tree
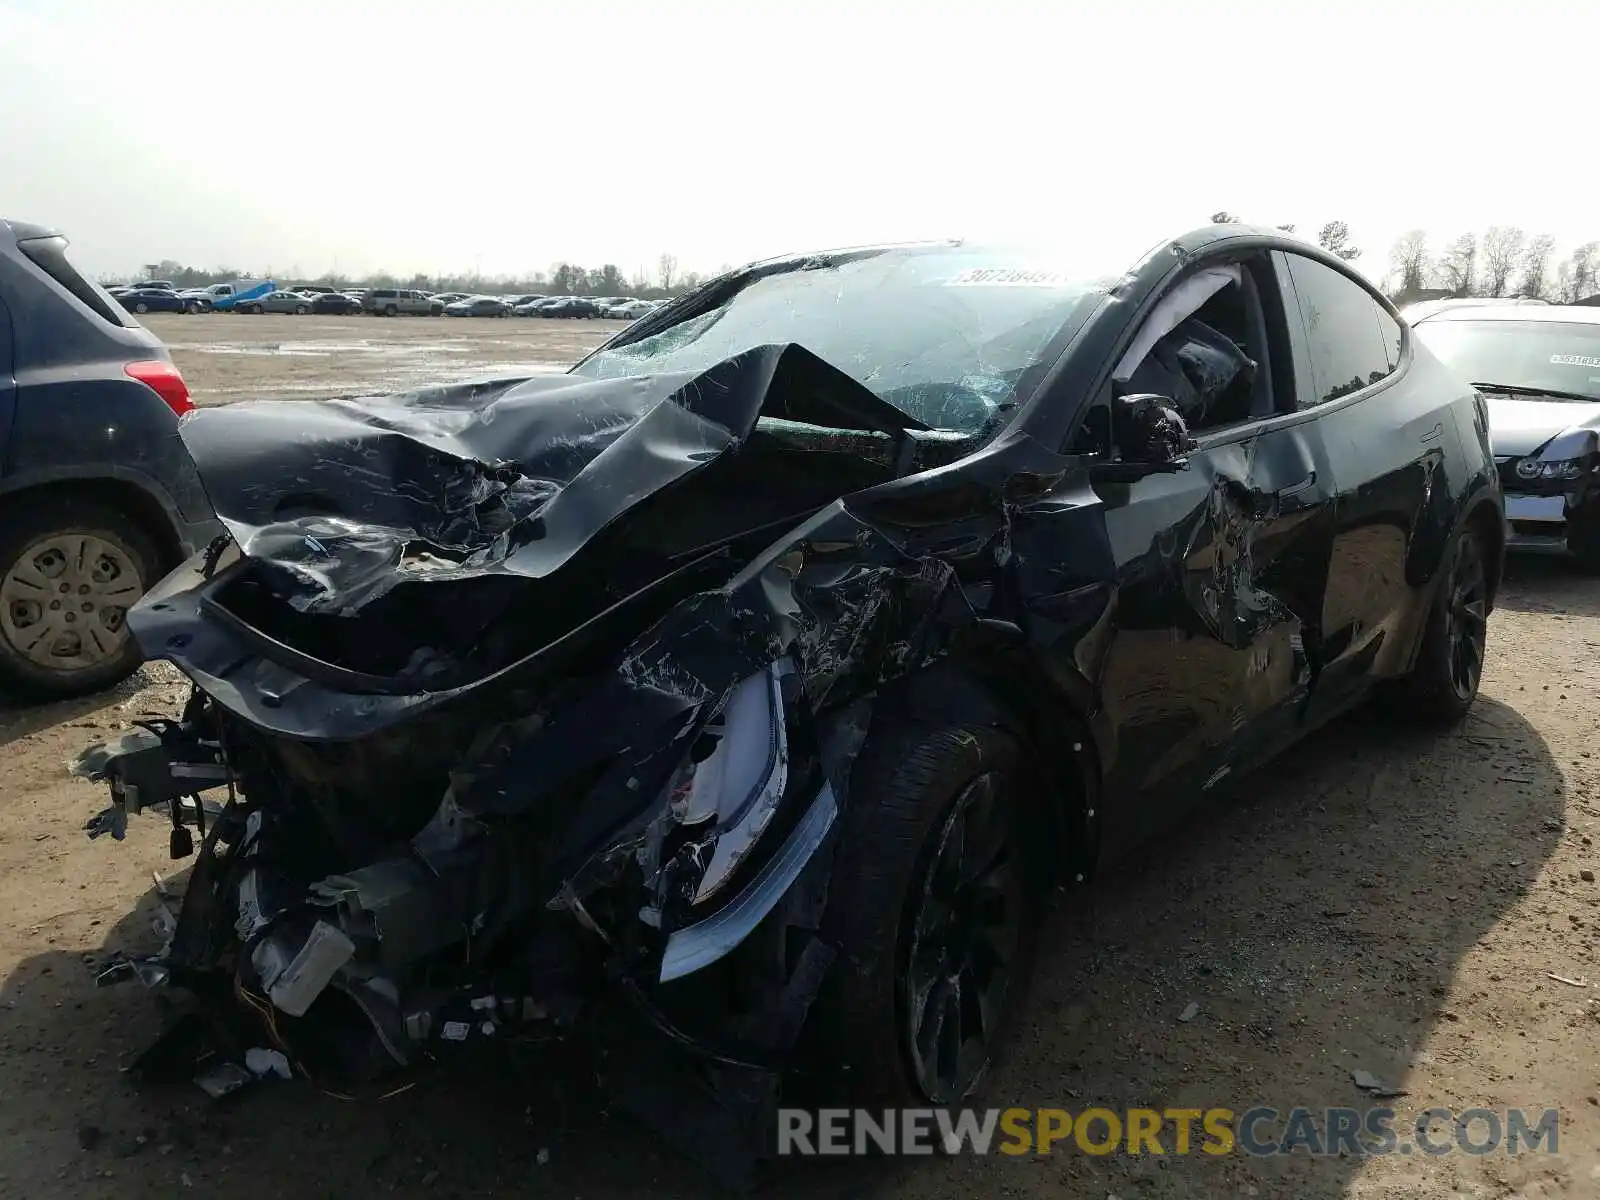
[551,263,584,294]
[1317,221,1361,261]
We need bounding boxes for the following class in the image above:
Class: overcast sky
[2,0,1594,284]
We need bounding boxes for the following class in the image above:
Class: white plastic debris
[1351,1069,1408,1098]
[266,920,356,1017]
[245,1046,292,1081]
[1178,1001,1200,1023]
[441,1020,471,1042]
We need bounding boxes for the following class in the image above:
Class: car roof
[0,218,60,246]
[1418,303,1600,326]
[697,224,1320,291]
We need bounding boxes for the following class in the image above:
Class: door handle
[1419,422,1444,443]
[1274,471,1317,499]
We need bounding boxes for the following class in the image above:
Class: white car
[1411,302,1600,568]
[603,300,658,320]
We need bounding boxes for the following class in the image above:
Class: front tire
[815,721,1039,1105]
[1398,522,1488,724]
[133,302,149,314]
[0,498,163,700]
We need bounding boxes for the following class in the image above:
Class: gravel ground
[0,316,1597,1197]
[145,311,625,404]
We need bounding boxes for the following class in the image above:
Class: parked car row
[105,280,662,321]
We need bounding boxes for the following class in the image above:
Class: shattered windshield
[1415,319,1600,402]
[571,247,1108,433]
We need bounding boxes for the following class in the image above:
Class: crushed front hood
[180,344,916,616]
[136,345,982,733]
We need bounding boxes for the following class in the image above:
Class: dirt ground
[146,312,626,404]
[1,316,1598,1197]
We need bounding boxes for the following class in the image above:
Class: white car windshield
[1416,319,1600,402]
[571,246,1110,433]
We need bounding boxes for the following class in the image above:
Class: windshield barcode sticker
[1550,354,1600,368]
[945,268,1075,287]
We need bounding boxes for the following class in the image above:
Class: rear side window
[1282,253,1395,407]
[17,236,131,328]
[1377,304,1403,372]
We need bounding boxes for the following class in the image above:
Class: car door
[1274,250,1463,725]
[1015,253,1339,857]
[0,291,14,470]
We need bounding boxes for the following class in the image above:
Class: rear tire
[133,302,149,314]
[1396,522,1488,725]
[814,721,1040,1105]
[0,497,163,700]
[384,304,398,317]
[296,305,309,315]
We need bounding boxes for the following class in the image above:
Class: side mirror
[1091,393,1197,483]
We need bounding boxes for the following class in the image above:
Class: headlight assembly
[1518,456,1593,482]
[1523,429,1600,483]
[656,659,793,907]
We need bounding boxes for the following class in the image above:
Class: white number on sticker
[1549,353,1600,368]
[946,267,1075,287]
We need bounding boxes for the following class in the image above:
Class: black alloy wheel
[901,769,1025,1104]
[1444,527,1488,702]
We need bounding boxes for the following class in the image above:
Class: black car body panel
[73,227,1501,1171]
[0,219,221,554]
[309,292,361,315]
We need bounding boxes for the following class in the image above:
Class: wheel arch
[0,476,185,572]
[1466,494,1504,610]
[874,650,1102,888]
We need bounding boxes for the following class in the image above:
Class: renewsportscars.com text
[776,1106,1560,1158]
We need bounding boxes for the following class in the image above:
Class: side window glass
[1376,305,1403,373]
[1282,254,1392,407]
[1115,267,1264,435]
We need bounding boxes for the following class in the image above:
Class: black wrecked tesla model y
[74,225,1501,1165]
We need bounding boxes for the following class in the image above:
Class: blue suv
[0,219,221,699]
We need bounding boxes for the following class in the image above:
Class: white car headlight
[659,659,793,905]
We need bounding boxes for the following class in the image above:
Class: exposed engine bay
[71,341,1065,1176]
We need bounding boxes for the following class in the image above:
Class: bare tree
[1517,234,1556,299]
[1435,233,1478,297]
[1210,211,1240,224]
[658,252,679,291]
[1388,230,1429,298]
[1276,224,1296,234]
[1479,226,1525,297]
[1317,221,1361,261]
[1562,242,1600,302]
